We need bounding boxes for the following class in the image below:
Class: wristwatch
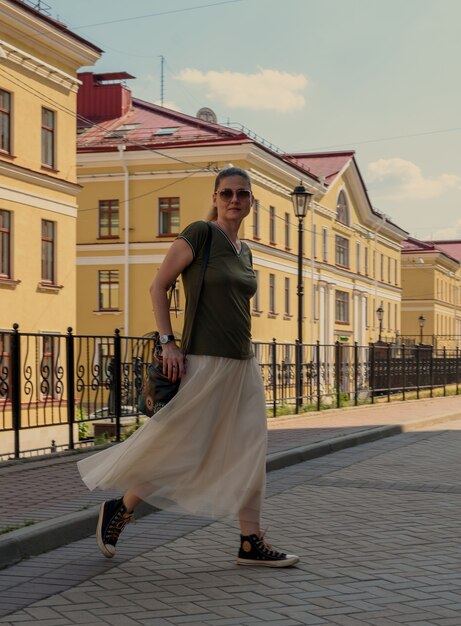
[159,334,175,345]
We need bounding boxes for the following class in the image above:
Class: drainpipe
[118,144,129,336]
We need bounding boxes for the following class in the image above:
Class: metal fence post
[11,323,21,459]
[335,341,340,408]
[316,341,321,412]
[370,343,375,404]
[456,346,459,396]
[113,329,122,441]
[66,327,75,450]
[402,343,406,401]
[386,343,391,402]
[429,346,434,398]
[443,347,447,396]
[271,338,277,418]
[354,342,358,406]
[295,339,300,414]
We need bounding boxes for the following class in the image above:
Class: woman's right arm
[150,237,194,382]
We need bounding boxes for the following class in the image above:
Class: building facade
[401,237,461,349]
[76,72,408,353]
[0,0,101,454]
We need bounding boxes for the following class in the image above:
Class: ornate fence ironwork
[1,326,461,461]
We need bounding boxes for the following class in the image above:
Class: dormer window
[336,190,350,225]
[154,127,179,136]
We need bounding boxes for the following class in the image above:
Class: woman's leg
[123,489,142,513]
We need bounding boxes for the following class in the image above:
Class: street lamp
[291,182,314,412]
[376,305,384,343]
[418,314,426,344]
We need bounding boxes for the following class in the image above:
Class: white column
[353,291,360,342]
[318,283,326,345]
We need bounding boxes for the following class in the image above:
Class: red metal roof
[282,151,355,184]
[430,240,461,262]
[402,237,460,264]
[77,97,247,150]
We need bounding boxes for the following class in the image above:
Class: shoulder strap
[181,223,212,354]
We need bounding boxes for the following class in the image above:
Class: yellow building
[401,237,461,350]
[76,73,407,354]
[0,0,101,455]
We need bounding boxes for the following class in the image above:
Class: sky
[50,0,461,240]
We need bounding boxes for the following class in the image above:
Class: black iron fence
[1,326,461,460]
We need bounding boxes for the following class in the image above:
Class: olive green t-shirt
[179,221,257,359]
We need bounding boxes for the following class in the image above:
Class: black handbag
[138,225,212,417]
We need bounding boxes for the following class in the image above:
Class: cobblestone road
[1,419,461,625]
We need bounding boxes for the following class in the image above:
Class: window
[335,235,349,267]
[98,200,119,238]
[41,108,55,168]
[269,206,276,243]
[356,242,361,273]
[365,295,369,327]
[252,270,260,311]
[0,210,11,278]
[335,290,349,322]
[336,190,350,225]
[364,247,369,275]
[0,89,11,154]
[269,273,276,313]
[284,213,290,249]
[380,254,384,281]
[41,220,55,283]
[387,256,391,283]
[394,303,398,332]
[394,259,398,285]
[253,199,260,239]
[98,270,119,310]
[387,303,391,330]
[312,224,317,258]
[284,277,290,316]
[322,227,328,261]
[159,197,180,235]
[0,333,11,401]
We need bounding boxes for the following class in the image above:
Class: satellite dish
[196,107,217,124]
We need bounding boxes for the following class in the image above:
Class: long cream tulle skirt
[77,355,267,524]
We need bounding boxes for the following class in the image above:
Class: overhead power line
[73,0,243,29]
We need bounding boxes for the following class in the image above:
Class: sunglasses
[217,188,252,201]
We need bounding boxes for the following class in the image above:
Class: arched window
[336,190,350,225]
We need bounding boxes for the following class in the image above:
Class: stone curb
[1,411,460,570]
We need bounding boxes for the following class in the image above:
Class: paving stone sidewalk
[2,395,461,570]
[1,416,461,624]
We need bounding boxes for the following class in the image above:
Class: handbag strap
[181,222,212,354]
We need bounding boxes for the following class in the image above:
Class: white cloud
[432,218,461,239]
[367,158,461,200]
[174,68,308,112]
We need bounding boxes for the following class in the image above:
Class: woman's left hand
[161,342,186,382]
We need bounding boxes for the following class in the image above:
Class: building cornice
[0,158,81,195]
[0,38,80,92]
[0,1,101,69]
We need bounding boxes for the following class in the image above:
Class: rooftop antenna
[159,55,165,106]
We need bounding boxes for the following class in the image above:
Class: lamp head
[291,182,313,219]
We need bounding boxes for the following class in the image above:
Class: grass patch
[0,519,36,535]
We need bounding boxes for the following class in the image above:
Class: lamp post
[418,314,426,344]
[291,182,314,413]
[376,305,384,343]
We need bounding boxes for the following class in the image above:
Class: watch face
[159,335,168,344]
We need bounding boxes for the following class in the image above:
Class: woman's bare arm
[150,237,194,382]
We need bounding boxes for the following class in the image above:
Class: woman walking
[78,167,299,567]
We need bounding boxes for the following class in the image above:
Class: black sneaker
[96,497,133,558]
[237,533,299,567]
